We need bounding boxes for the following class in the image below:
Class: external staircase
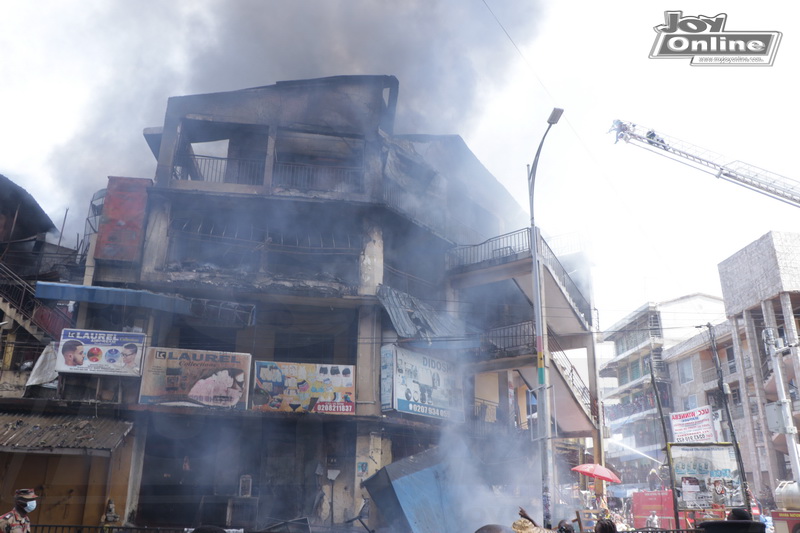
[0,261,73,344]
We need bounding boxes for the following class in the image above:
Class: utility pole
[527,107,563,529]
[762,328,800,483]
[707,323,750,513]
[648,344,680,527]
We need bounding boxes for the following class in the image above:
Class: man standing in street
[0,489,38,533]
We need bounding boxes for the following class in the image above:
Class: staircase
[0,261,73,343]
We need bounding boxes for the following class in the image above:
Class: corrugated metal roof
[0,413,133,456]
[376,284,465,340]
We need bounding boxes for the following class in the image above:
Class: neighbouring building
[716,230,800,506]
[601,231,800,511]
[659,319,764,506]
[0,76,600,532]
[599,294,726,498]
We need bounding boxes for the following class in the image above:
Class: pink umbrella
[571,463,622,483]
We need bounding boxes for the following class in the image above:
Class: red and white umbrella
[571,463,622,484]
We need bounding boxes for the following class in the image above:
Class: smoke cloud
[3,0,543,243]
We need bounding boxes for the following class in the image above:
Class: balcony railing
[173,154,265,185]
[446,228,592,326]
[0,250,84,281]
[273,161,364,193]
[549,332,596,422]
[604,393,659,422]
[484,321,533,353]
[446,228,530,269]
[538,236,592,327]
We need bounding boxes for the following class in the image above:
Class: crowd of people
[471,503,767,532]
[1,485,766,533]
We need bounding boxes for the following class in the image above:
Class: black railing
[174,154,265,185]
[446,228,592,326]
[0,250,84,280]
[549,330,596,422]
[0,262,74,339]
[273,161,363,193]
[484,321,533,353]
[479,320,595,422]
[446,228,530,269]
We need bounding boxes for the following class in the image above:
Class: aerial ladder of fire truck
[612,119,800,530]
[609,119,800,209]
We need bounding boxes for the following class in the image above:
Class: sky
[1,0,798,333]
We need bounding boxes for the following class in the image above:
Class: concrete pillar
[742,309,781,488]
[2,331,15,370]
[359,220,383,297]
[139,196,171,279]
[262,128,276,192]
[76,232,99,328]
[355,305,381,417]
[124,420,148,524]
[354,427,385,524]
[496,371,511,426]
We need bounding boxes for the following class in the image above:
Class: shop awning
[0,413,133,457]
[35,282,192,315]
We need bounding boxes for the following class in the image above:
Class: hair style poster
[57,328,147,376]
[139,347,251,409]
[251,361,355,415]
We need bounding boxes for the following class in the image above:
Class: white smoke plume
[2,0,544,243]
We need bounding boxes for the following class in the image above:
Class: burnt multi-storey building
[0,76,599,532]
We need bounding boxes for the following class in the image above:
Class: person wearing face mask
[0,489,38,533]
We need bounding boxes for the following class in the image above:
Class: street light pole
[528,107,563,529]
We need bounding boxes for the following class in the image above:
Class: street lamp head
[547,108,564,125]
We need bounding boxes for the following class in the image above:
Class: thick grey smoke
[36,0,542,242]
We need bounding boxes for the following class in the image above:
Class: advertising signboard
[56,328,147,376]
[251,361,355,415]
[670,405,717,443]
[380,344,464,422]
[139,347,251,409]
[668,442,744,510]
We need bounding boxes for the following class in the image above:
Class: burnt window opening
[173,119,268,186]
[167,209,267,272]
[177,322,238,352]
[167,209,361,284]
[264,306,358,365]
[268,246,360,285]
[273,329,356,366]
[273,129,365,193]
[274,333,335,364]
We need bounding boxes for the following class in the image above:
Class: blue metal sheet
[35,282,192,315]
[363,445,485,533]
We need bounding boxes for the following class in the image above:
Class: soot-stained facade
[0,76,600,531]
